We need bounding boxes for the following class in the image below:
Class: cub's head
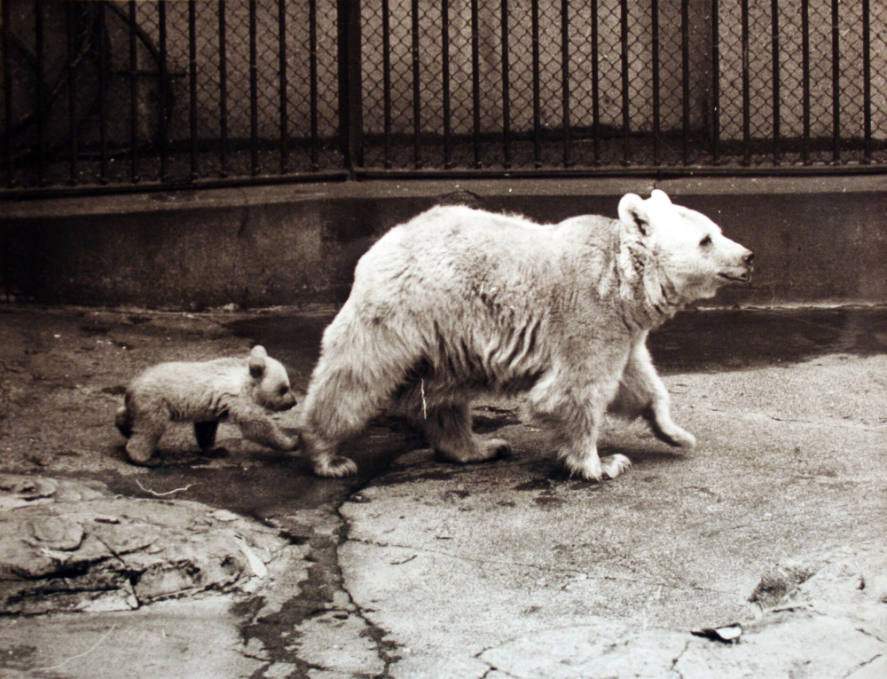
[618,189,754,301]
[248,345,297,411]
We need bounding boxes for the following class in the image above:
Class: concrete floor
[0,304,885,678]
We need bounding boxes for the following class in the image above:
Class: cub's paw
[600,453,632,480]
[313,455,359,478]
[125,438,156,465]
[280,432,301,452]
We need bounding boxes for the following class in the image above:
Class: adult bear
[299,190,753,481]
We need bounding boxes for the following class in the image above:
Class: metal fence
[2,0,885,195]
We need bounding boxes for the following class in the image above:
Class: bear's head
[247,345,298,412]
[618,189,754,301]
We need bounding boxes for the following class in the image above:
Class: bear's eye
[699,235,712,247]
[278,385,289,396]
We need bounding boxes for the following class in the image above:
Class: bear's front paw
[600,453,632,479]
[313,455,359,478]
[657,424,696,448]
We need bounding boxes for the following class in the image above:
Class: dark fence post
[338,0,363,174]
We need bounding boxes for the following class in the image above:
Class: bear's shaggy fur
[299,190,753,480]
[116,345,298,464]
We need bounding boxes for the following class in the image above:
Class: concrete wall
[2,177,885,309]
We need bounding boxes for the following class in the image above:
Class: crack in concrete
[335,488,403,679]
[344,534,736,597]
[670,638,692,679]
[231,483,402,679]
[842,653,883,679]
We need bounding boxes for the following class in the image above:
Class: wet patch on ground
[649,306,887,373]
[2,304,885,677]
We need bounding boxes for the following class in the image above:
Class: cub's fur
[299,190,753,480]
[116,345,298,464]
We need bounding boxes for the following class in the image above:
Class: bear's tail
[115,405,133,438]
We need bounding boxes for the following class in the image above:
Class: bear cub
[116,345,298,464]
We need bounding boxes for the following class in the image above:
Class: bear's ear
[249,345,267,378]
[650,189,671,205]
[617,192,651,236]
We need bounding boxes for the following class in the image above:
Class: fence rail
[2,0,884,196]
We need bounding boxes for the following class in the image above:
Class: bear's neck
[618,238,687,329]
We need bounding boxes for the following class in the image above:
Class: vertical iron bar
[531,0,541,166]
[442,0,451,168]
[65,2,78,184]
[97,1,108,182]
[249,0,259,175]
[382,0,391,167]
[35,0,45,185]
[278,0,288,173]
[862,0,871,162]
[2,0,12,186]
[620,0,630,164]
[2,0,11,186]
[801,0,810,163]
[681,0,690,165]
[337,0,363,173]
[128,1,139,182]
[471,0,481,167]
[218,0,228,176]
[830,0,840,163]
[501,0,510,168]
[188,0,198,179]
[771,0,780,164]
[651,0,660,166]
[309,0,318,170]
[741,0,750,166]
[711,0,720,163]
[561,0,570,167]
[591,0,600,164]
[158,1,169,181]
[411,0,421,168]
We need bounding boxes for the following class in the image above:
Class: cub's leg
[124,410,167,464]
[193,420,220,451]
[115,406,133,439]
[233,411,298,451]
[611,335,696,448]
[422,401,511,464]
[529,368,631,482]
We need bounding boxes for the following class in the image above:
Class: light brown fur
[116,345,298,464]
[299,190,753,480]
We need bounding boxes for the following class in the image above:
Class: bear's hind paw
[313,455,359,478]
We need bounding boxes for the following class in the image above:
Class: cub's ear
[617,192,651,236]
[249,345,267,378]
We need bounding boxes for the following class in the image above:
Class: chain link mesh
[1,0,884,189]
